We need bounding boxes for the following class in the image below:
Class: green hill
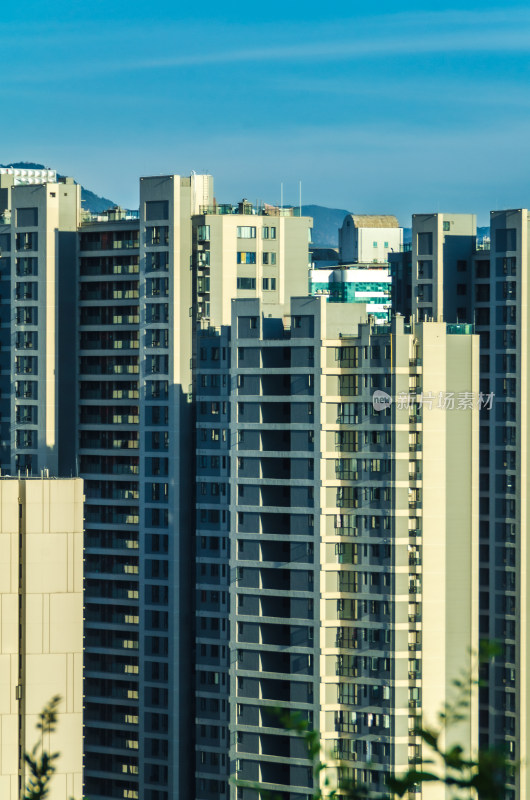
[1,161,116,213]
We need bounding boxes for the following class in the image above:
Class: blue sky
[3,1,530,224]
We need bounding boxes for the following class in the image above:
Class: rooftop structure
[0,166,57,185]
[309,264,391,323]
[339,215,403,265]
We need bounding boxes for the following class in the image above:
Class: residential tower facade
[194,296,479,800]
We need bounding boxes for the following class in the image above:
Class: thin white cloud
[3,6,530,83]
[101,28,530,72]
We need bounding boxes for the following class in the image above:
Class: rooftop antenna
[299,181,302,216]
[280,182,283,210]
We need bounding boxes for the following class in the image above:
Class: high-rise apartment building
[409,213,476,323]
[78,207,142,800]
[10,180,80,474]
[194,296,479,799]
[397,209,530,799]
[192,200,312,326]
[0,169,312,800]
[137,173,214,800]
[472,212,524,800]
[0,176,80,474]
[0,476,84,800]
[138,182,312,800]
[77,174,216,800]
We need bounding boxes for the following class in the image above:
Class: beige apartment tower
[0,477,84,800]
[194,296,479,799]
[8,179,81,475]
[319,312,480,795]
[192,201,312,326]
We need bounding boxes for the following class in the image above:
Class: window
[237,252,256,264]
[145,200,169,220]
[495,228,516,252]
[270,278,276,289]
[197,225,210,241]
[146,226,169,246]
[335,430,358,450]
[16,232,38,251]
[16,207,38,227]
[373,241,378,247]
[270,227,277,239]
[417,232,433,256]
[237,277,256,290]
[16,430,35,449]
[16,281,38,301]
[147,278,169,297]
[417,260,432,279]
[443,220,451,231]
[418,280,433,302]
[338,375,359,396]
[384,241,388,248]
[337,403,358,424]
[497,257,516,276]
[263,252,277,265]
[476,260,490,278]
[15,356,37,375]
[16,257,38,276]
[335,346,358,368]
[335,458,357,479]
[237,226,256,239]
[147,251,169,271]
[15,381,37,399]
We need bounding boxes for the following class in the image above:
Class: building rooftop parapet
[198,201,301,218]
[446,323,474,335]
[344,214,400,228]
[0,166,57,184]
[81,207,140,224]
[197,320,222,335]
[334,261,391,270]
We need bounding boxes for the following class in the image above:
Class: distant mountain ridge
[1,166,491,245]
[297,205,410,247]
[301,205,490,248]
[1,162,115,213]
[294,205,351,247]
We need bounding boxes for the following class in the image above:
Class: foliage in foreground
[236,646,513,800]
[238,707,511,800]
[24,695,62,800]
